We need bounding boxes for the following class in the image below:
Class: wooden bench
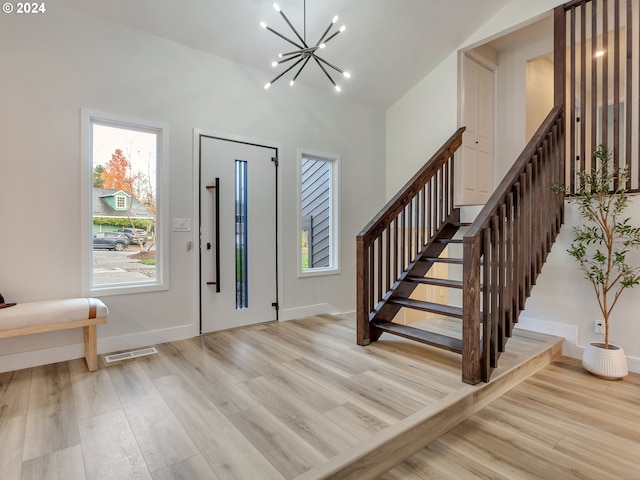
[0,298,107,371]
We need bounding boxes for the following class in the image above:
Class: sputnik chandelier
[260,1,350,92]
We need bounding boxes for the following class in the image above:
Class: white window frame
[297,148,340,278]
[115,194,127,210]
[81,109,169,295]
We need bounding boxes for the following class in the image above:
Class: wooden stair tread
[372,321,462,354]
[405,276,463,289]
[421,257,463,265]
[434,238,463,244]
[388,298,463,318]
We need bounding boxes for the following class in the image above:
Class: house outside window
[298,149,340,277]
[82,110,168,294]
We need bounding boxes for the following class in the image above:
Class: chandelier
[260,1,350,92]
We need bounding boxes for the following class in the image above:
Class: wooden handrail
[462,105,565,384]
[357,128,465,244]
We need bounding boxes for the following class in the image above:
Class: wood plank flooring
[381,357,640,480]
[0,314,569,479]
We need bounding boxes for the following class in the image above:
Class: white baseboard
[515,316,579,344]
[0,324,196,373]
[0,343,85,373]
[279,303,340,321]
[626,354,640,373]
[98,324,196,355]
[515,316,640,374]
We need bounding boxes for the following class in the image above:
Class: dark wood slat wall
[603,0,610,154]
[581,3,587,176]
[563,0,639,193]
[614,0,621,190]
[462,107,565,384]
[570,6,577,192]
[626,0,634,189]
[592,1,598,166]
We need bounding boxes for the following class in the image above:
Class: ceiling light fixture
[260,1,350,92]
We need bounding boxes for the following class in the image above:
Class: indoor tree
[564,145,640,348]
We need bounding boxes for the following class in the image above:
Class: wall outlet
[594,319,605,334]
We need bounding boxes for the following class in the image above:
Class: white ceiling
[57,0,512,109]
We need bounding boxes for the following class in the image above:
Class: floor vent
[103,347,158,363]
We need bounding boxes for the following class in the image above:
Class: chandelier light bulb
[335,85,341,92]
[273,3,280,12]
[343,71,351,78]
[264,82,271,90]
[289,80,295,86]
[260,21,267,29]
[272,61,278,67]
[319,43,326,49]
[340,25,346,32]
[332,15,338,24]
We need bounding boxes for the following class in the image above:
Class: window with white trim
[116,194,127,209]
[298,150,340,276]
[83,111,168,294]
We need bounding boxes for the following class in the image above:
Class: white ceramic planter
[582,342,629,379]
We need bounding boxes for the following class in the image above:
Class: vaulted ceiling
[57,0,512,109]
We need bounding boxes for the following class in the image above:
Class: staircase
[369,215,470,355]
[357,106,566,384]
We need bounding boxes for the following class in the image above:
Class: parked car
[117,227,147,245]
[93,232,129,251]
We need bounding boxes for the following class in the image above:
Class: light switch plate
[173,218,191,232]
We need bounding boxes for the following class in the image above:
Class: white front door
[198,134,278,333]
[458,54,494,205]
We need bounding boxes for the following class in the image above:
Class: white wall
[526,54,555,141]
[493,17,554,178]
[385,0,640,371]
[386,0,564,194]
[385,53,458,198]
[0,4,386,371]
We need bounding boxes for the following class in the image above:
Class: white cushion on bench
[0,298,107,331]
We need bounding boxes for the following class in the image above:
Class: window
[82,110,168,294]
[298,149,340,276]
[235,160,248,309]
[115,194,127,209]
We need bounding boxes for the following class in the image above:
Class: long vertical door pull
[206,177,221,292]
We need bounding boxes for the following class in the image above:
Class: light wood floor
[0,313,606,480]
[382,357,640,480]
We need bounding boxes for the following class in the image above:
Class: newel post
[462,235,482,385]
[356,236,370,345]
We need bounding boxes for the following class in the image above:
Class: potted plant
[557,145,640,378]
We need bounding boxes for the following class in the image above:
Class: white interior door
[199,134,278,333]
[458,54,494,205]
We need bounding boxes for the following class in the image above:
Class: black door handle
[205,177,221,292]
